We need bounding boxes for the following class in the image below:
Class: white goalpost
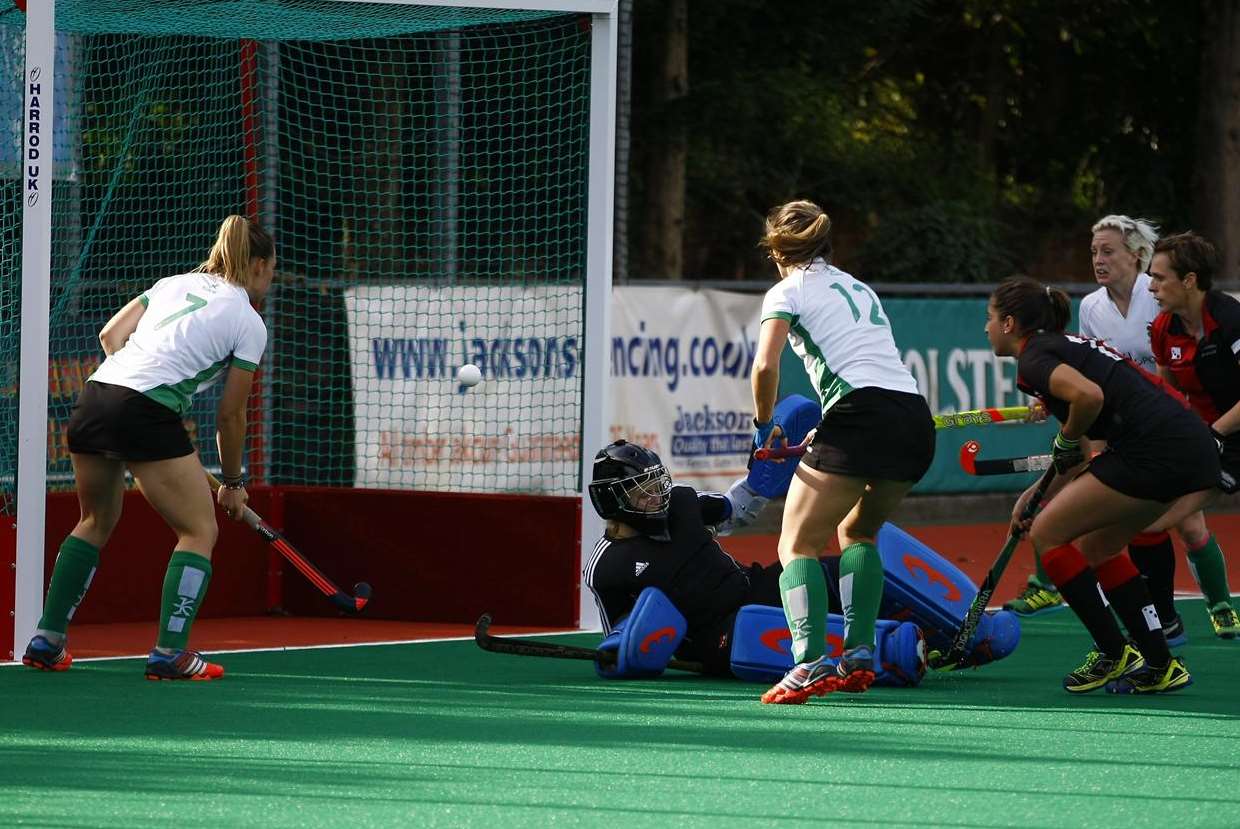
[5,0,615,661]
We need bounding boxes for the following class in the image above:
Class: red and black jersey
[1016,331,1191,443]
[1150,291,1240,424]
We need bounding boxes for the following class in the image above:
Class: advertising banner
[343,285,1081,496]
[346,284,582,495]
[609,287,761,489]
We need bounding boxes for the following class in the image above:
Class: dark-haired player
[986,276,1218,694]
[1148,231,1240,637]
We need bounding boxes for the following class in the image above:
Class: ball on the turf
[457,363,482,387]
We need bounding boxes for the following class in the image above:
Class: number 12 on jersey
[828,281,888,327]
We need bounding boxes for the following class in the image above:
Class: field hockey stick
[926,464,1057,671]
[753,407,1036,462]
[932,406,1032,429]
[753,445,807,461]
[206,472,372,614]
[958,440,1053,475]
[474,614,706,673]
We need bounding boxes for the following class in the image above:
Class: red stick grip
[754,445,807,461]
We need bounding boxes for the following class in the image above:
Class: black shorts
[1220,435,1240,495]
[800,387,935,482]
[67,381,194,462]
[1091,414,1220,502]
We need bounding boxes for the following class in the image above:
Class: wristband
[1052,432,1079,451]
[220,474,247,490]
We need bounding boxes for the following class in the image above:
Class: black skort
[801,387,936,483]
[1091,411,1221,502]
[67,381,194,462]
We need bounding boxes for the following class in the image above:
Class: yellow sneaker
[1106,656,1192,695]
[1003,580,1066,616]
[1207,602,1240,639]
[1063,643,1143,694]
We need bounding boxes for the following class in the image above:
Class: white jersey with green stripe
[90,271,267,415]
[761,260,918,412]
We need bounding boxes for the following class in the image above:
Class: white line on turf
[0,628,595,667]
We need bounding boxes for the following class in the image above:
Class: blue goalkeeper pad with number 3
[746,394,820,498]
[877,522,1020,664]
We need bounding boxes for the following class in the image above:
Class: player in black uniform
[985,276,1219,694]
[583,440,845,675]
[1147,231,1240,637]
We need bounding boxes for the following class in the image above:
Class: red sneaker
[761,658,835,704]
[831,645,876,693]
[145,649,225,681]
[22,635,72,672]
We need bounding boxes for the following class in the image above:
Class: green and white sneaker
[1207,602,1240,639]
[1004,579,1066,617]
[1063,643,1144,694]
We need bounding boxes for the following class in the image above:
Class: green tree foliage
[629,0,1204,282]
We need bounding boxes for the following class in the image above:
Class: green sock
[156,551,213,651]
[839,542,884,650]
[1034,552,1053,588]
[1186,535,1232,607]
[37,536,101,636]
[779,557,827,663]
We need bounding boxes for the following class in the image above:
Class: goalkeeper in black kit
[582,438,1020,687]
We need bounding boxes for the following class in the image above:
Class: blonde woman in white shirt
[22,215,274,681]
[750,200,935,704]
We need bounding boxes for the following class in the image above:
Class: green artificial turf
[2,599,1238,828]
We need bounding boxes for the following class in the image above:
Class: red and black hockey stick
[207,472,371,614]
[927,464,1057,670]
[474,614,705,673]
[959,440,1053,475]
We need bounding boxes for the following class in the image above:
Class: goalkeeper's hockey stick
[206,472,371,614]
[959,440,1053,475]
[754,408,1035,462]
[927,464,1057,671]
[474,614,705,673]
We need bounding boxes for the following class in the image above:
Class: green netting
[1,1,591,505]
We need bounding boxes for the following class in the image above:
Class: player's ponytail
[991,276,1071,334]
[760,200,833,268]
[199,214,275,288]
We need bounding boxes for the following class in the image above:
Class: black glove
[1210,427,1226,454]
[1051,432,1084,474]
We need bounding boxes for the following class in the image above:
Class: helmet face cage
[610,464,673,517]
[588,441,673,538]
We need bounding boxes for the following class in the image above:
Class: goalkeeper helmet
[589,440,673,540]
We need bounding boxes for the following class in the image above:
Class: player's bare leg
[129,454,225,680]
[762,467,866,704]
[23,453,125,672]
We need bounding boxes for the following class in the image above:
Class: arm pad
[595,587,687,679]
[716,478,769,537]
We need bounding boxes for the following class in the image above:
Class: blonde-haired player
[22,215,274,680]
